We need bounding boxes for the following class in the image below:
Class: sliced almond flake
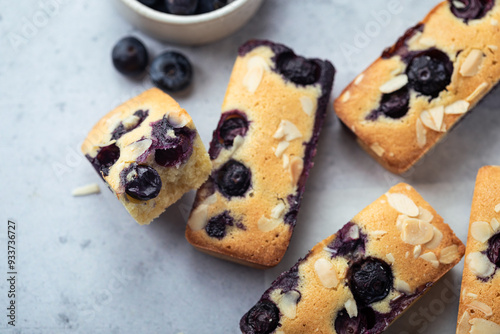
[348,225,360,239]
[420,110,441,132]
[495,203,500,213]
[420,252,439,268]
[419,36,436,47]
[370,143,385,157]
[122,115,140,129]
[278,290,300,319]
[462,288,468,301]
[466,292,478,299]
[456,311,471,334]
[290,157,304,185]
[273,120,302,141]
[127,138,152,159]
[413,245,422,258]
[396,214,407,230]
[300,96,314,116]
[372,230,387,237]
[386,253,395,264]
[466,252,495,278]
[243,56,268,93]
[416,118,427,148]
[314,258,339,289]
[429,106,445,130]
[341,91,351,102]
[491,18,499,26]
[469,318,500,333]
[402,219,434,245]
[471,221,493,243]
[466,82,489,102]
[271,202,286,219]
[258,216,280,232]
[379,75,408,94]
[387,193,419,217]
[439,244,460,264]
[354,74,364,85]
[72,183,101,196]
[490,218,500,232]
[444,100,470,115]
[460,49,484,77]
[168,112,189,128]
[425,227,443,249]
[345,299,358,318]
[188,204,209,231]
[275,141,290,158]
[417,207,434,223]
[283,154,290,169]
[487,45,499,51]
[452,0,466,8]
[394,279,412,294]
[405,251,410,258]
[467,300,493,316]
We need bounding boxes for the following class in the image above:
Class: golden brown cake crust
[240,183,465,334]
[185,41,334,268]
[81,88,211,225]
[334,1,500,174]
[456,166,500,333]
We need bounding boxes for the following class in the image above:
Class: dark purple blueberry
[215,160,251,197]
[487,233,500,267]
[123,165,162,201]
[111,110,149,141]
[138,0,158,7]
[87,143,120,177]
[209,110,249,160]
[406,49,453,98]
[205,211,234,239]
[327,222,366,258]
[276,52,320,86]
[196,0,227,13]
[347,257,393,306]
[240,300,280,334]
[154,132,193,167]
[334,307,376,334]
[165,0,198,15]
[449,0,494,21]
[379,86,410,119]
[150,51,192,92]
[112,37,149,77]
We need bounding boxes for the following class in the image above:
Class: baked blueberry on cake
[334,0,500,174]
[241,183,465,333]
[81,88,211,224]
[185,40,335,268]
[457,166,500,333]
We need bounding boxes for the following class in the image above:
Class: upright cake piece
[334,0,500,174]
[81,88,211,224]
[185,40,335,268]
[456,166,500,333]
[240,183,465,334]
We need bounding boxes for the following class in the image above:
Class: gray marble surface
[1,0,499,333]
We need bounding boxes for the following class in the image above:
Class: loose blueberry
[88,143,121,177]
[328,222,366,258]
[196,0,227,13]
[205,211,234,239]
[215,160,251,197]
[138,0,158,7]
[334,307,376,334]
[123,165,162,201]
[347,257,393,306]
[240,300,280,334]
[406,49,453,98]
[150,51,193,92]
[112,37,149,77]
[165,0,198,15]
[154,132,193,167]
[111,110,149,141]
[487,233,500,267]
[276,52,320,85]
[449,0,494,21]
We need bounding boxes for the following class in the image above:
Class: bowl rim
[120,0,251,25]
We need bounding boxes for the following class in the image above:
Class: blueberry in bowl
[112,36,149,77]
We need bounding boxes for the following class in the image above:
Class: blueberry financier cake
[456,166,500,333]
[240,183,465,334]
[81,88,211,224]
[334,0,500,174]
[185,40,335,268]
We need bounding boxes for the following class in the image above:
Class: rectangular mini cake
[334,1,500,174]
[185,40,335,268]
[81,88,211,224]
[240,183,465,334]
[456,166,500,333]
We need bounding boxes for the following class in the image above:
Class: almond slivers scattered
[387,193,419,217]
[460,49,484,77]
[314,258,339,289]
[379,74,408,94]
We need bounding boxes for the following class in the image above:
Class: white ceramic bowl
[115,0,264,45]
